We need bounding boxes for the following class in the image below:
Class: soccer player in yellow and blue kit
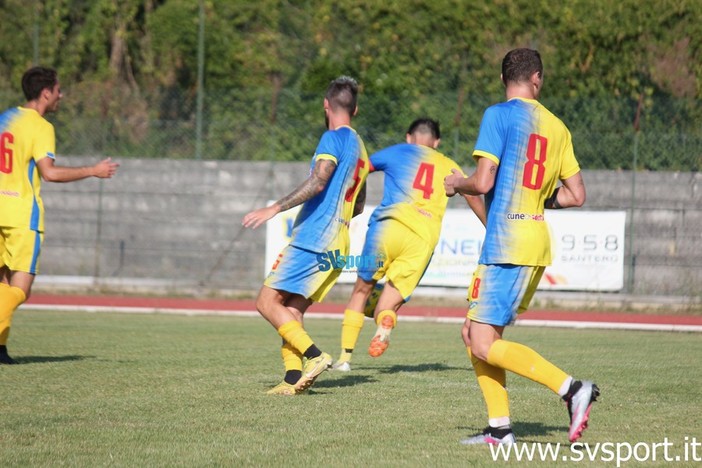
[0,67,118,364]
[445,49,597,445]
[242,76,369,395]
[333,118,485,371]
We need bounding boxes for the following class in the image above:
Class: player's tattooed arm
[352,182,366,218]
[276,158,337,211]
[242,158,337,229]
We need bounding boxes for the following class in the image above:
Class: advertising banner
[265,205,625,291]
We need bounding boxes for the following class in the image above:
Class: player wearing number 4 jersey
[0,67,118,364]
[444,48,598,445]
[333,118,485,372]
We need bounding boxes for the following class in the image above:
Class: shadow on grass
[458,421,567,441]
[13,355,94,365]
[314,373,378,389]
[375,362,463,374]
[511,421,568,441]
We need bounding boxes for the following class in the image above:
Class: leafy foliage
[0,0,700,169]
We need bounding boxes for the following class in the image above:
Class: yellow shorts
[0,226,43,275]
[358,218,433,301]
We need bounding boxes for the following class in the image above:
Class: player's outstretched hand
[242,205,280,229]
[444,168,464,197]
[94,157,119,178]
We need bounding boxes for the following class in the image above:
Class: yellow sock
[487,339,569,394]
[281,342,303,372]
[471,352,510,421]
[0,284,27,346]
[340,309,365,354]
[277,320,314,355]
[376,309,397,328]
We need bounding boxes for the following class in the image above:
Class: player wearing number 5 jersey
[444,49,598,446]
[332,118,485,371]
[0,67,118,364]
[242,76,369,395]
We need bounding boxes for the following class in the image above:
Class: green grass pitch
[1,310,700,466]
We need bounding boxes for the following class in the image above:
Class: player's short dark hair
[407,118,440,140]
[22,67,58,101]
[501,48,543,85]
[326,76,358,115]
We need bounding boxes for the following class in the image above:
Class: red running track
[23,293,702,331]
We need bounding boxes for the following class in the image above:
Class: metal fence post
[195,0,205,160]
[93,178,104,284]
[627,94,643,293]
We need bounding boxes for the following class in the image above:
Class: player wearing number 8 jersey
[332,118,485,371]
[473,92,580,266]
[444,49,598,445]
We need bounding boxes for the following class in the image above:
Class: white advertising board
[264,205,625,291]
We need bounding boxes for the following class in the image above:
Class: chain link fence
[3,86,698,171]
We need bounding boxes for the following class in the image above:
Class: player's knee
[460,323,470,347]
[353,278,375,295]
[470,342,491,361]
[255,288,274,314]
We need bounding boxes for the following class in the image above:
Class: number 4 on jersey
[412,162,435,199]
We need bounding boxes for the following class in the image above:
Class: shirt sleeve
[472,106,503,166]
[313,131,339,165]
[33,120,56,162]
[369,145,396,173]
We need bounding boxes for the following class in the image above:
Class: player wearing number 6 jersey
[444,49,598,445]
[0,67,118,364]
[242,76,369,395]
[332,118,485,371]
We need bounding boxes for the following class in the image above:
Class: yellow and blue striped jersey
[369,143,462,246]
[290,126,369,253]
[474,97,580,266]
[0,107,55,232]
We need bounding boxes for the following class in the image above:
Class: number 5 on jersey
[345,159,367,202]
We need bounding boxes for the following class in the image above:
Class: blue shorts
[467,264,545,326]
[264,244,342,302]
